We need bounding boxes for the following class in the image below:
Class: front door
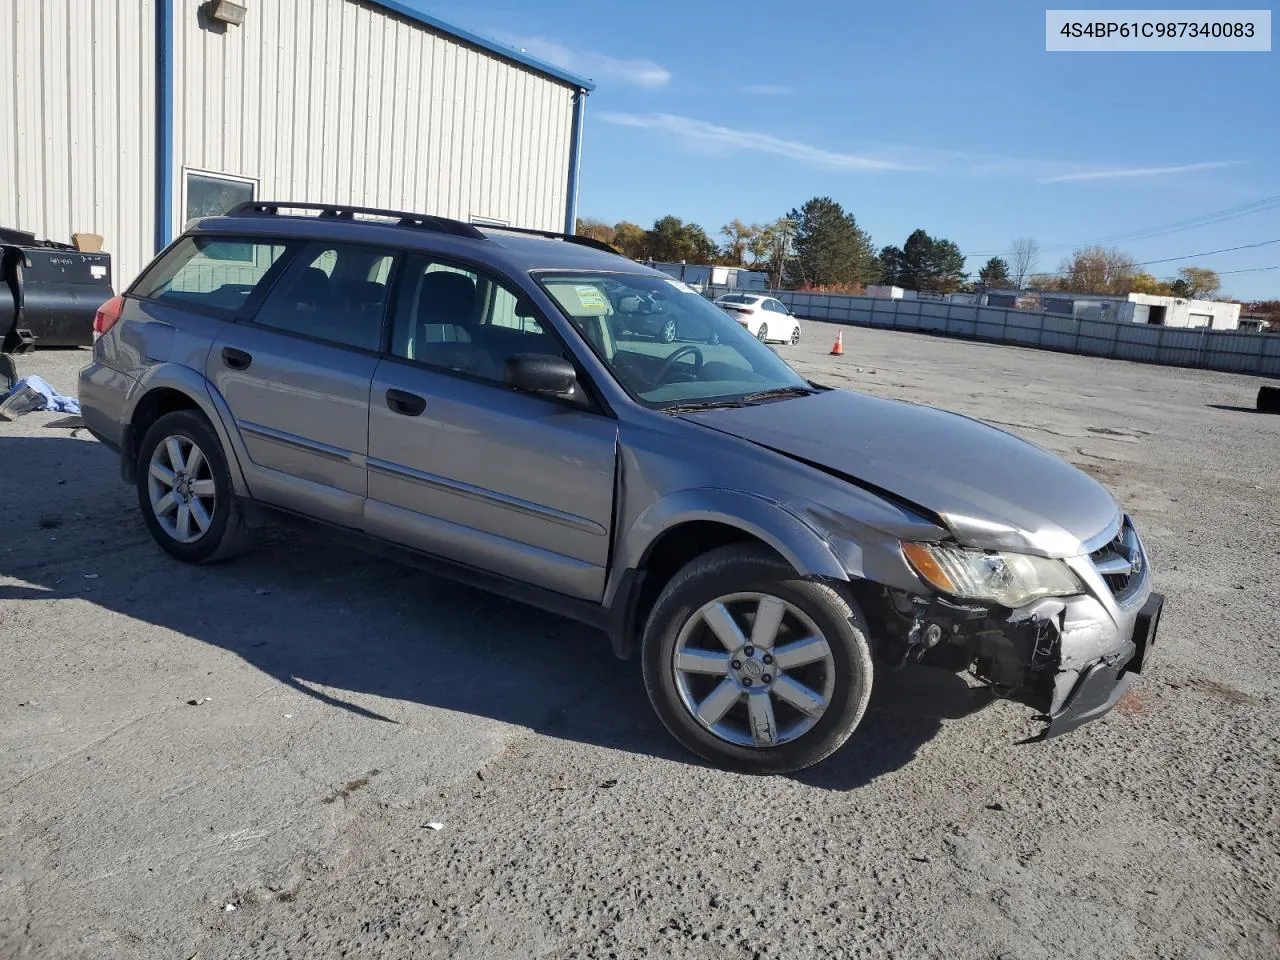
[206,240,396,528]
[364,255,616,600]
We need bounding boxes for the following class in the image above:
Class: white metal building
[1039,292,1242,330]
[1,0,593,288]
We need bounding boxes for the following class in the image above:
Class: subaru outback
[79,202,1162,774]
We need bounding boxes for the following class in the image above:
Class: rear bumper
[1043,590,1163,738]
[78,360,134,457]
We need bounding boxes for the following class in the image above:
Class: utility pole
[772,218,795,292]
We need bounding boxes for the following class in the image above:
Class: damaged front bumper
[881,515,1162,740]
[1042,589,1162,738]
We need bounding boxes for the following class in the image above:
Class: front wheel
[136,410,255,563]
[789,325,801,345]
[659,317,678,343]
[642,545,874,774]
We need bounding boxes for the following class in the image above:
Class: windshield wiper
[661,399,750,415]
[738,386,816,403]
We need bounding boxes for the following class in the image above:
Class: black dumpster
[2,230,114,356]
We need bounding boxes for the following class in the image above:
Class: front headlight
[901,542,1084,608]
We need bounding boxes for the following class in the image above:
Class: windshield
[538,271,809,408]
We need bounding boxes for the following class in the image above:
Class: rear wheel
[136,410,255,563]
[756,322,769,342]
[642,545,874,774]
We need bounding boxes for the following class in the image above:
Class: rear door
[365,254,617,600]
[205,240,396,528]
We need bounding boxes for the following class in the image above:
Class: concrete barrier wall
[704,288,1280,376]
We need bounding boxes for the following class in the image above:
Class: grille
[1089,518,1145,600]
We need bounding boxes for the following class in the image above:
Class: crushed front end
[865,516,1163,739]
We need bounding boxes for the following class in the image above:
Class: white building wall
[171,0,575,239]
[1128,293,1241,330]
[1,0,157,290]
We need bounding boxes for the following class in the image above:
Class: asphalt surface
[2,323,1277,960]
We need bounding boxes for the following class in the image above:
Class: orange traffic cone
[830,330,844,356]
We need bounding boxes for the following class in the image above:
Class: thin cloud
[598,112,915,172]
[493,32,670,87]
[1040,161,1244,183]
[739,83,794,95]
[598,112,1246,185]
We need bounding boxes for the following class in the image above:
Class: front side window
[539,272,809,408]
[389,256,560,382]
[253,242,395,350]
[132,235,288,313]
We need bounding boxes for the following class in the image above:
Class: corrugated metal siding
[172,0,575,235]
[1,0,157,289]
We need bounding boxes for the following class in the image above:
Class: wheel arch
[605,491,850,659]
[122,364,249,496]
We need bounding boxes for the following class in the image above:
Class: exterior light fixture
[203,1,247,26]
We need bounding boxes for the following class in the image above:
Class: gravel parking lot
[2,322,1277,960]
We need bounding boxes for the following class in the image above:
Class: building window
[184,169,256,225]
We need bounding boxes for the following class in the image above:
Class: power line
[964,193,1280,258]
[1132,237,1279,267]
[1216,264,1280,275]
[1013,238,1279,280]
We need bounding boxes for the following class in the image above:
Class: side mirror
[504,353,577,398]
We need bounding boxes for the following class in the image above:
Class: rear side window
[132,236,287,313]
[252,242,396,351]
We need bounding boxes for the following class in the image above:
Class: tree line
[578,198,1233,302]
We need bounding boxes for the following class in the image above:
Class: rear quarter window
[132,236,289,313]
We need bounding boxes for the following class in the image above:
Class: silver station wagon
[80,202,1163,773]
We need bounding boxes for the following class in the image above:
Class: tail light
[93,295,125,336]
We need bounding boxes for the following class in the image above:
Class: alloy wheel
[661,318,678,343]
[147,435,216,544]
[756,323,768,342]
[790,326,801,345]
[672,592,836,747]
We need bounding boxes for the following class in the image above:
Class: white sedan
[713,294,802,345]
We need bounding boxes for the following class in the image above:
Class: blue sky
[414,0,1278,300]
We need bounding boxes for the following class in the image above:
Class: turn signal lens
[93,295,125,336]
[901,542,957,593]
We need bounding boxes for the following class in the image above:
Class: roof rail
[480,224,619,255]
[225,201,486,240]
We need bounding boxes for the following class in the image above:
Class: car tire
[0,353,15,393]
[789,325,801,345]
[659,318,678,343]
[756,322,769,342]
[641,544,874,774]
[135,409,255,564]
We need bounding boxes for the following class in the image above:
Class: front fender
[609,488,850,606]
[124,363,251,498]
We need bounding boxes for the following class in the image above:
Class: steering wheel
[651,344,704,387]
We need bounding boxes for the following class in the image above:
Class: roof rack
[480,224,619,255]
[225,201,486,240]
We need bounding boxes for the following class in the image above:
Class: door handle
[385,388,426,417]
[221,346,253,370]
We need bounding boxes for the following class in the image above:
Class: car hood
[682,389,1120,557]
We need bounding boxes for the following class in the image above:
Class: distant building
[867,285,906,299]
[646,262,769,291]
[1239,313,1272,333]
[1035,293,1241,330]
